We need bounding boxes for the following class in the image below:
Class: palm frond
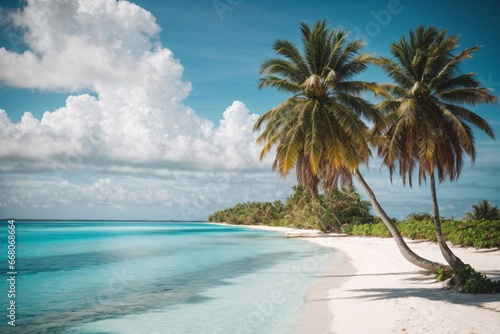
[443,103,495,139]
[259,58,304,84]
[373,56,413,88]
[428,46,481,90]
[438,87,498,105]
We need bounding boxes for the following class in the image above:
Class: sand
[244,225,500,334]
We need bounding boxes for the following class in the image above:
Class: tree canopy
[464,200,500,221]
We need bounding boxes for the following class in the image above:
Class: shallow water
[0,221,337,333]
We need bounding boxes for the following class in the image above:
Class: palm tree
[405,212,433,222]
[254,20,443,272]
[374,26,498,271]
[464,200,500,221]
[324,186,373,226]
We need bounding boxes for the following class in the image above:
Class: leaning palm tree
[374,26,498,271]
[464,200,500,221]
[254,20,443,272]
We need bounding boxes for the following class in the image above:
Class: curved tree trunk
[354,169,445,273]
[430,174,465,271]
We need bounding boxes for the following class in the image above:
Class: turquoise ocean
[0,221,337,334]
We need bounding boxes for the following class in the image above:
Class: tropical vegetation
[209,190,500,249]
[350,219,500,249]
[405,212,433,222]
[464,200,500,221]
[208,185,373,232]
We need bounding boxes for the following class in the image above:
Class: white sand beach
[245,225,500,334]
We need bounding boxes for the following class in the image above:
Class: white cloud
[0,0,269,175]
[0,170,293,220]
[213,101,262,169]
[2,0,160,90]
[0,0,285,220]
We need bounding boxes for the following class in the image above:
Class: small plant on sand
[436,267,453,282]
[447,265,500,293]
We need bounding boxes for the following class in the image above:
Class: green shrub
[341,223,353,234]
[397,220,436,241]
[349,220,500,249]
[444,220,500,248]
[350,223,391,238]
[450,265,500,293]
[436,267,453,282]
[350,224,372,236]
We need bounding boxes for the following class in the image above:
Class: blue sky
[0,0,499,220]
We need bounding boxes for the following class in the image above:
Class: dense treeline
[208,186,500,249]
[208,185,374,232]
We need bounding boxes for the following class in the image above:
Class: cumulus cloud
[0,0,269,174]
[0,170,292,220]
[2,0,161,90]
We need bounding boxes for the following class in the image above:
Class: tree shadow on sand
[323,270,500,311]
[344,287,500,312]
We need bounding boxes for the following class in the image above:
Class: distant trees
[323,186,373,227]
[464,200,500,221]
[283,185,374,232]
[208,201,285,226]
[405,212,432,222]
[208,186,374,233]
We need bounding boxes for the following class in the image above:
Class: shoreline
[243,225,500,333]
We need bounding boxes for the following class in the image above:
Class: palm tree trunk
[430,174,465,271]
[354,169,445,273]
